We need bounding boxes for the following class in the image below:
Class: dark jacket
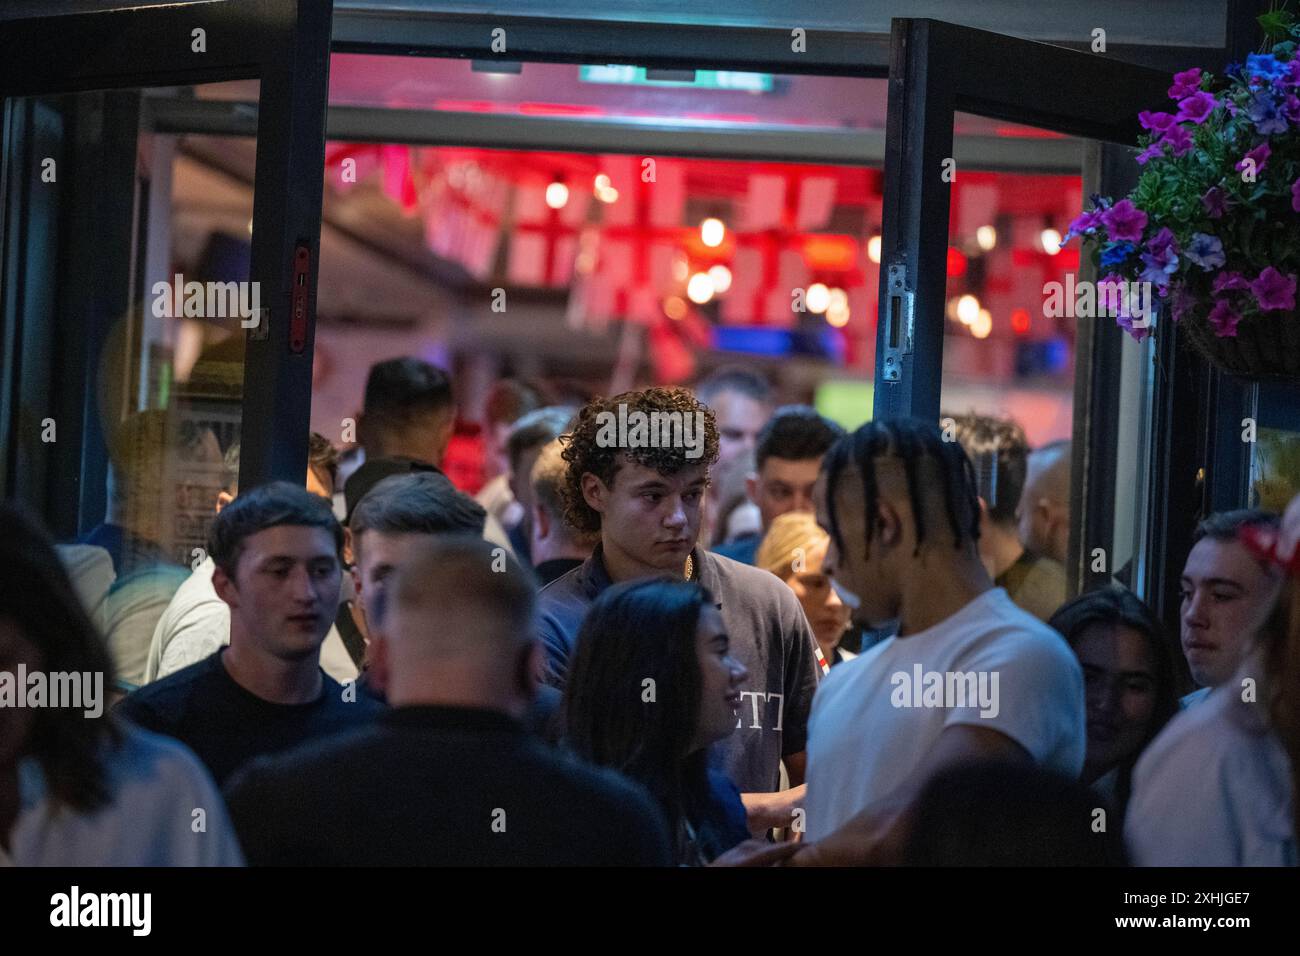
[223,705,673,866]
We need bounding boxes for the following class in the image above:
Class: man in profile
[224,536,672,866]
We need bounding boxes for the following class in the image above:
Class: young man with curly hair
[537,387,820,831]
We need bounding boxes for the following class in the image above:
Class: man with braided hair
[790,418,1085,862]
[537,386,820,833]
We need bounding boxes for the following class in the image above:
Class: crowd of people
[1,357,1296,867]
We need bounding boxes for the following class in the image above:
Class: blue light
[712,326,793,356]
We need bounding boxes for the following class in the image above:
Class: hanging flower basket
[1064,12,1300,381]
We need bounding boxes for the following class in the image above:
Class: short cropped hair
[362,358,454,438]
[695,365,773,407]
[207,480,343,576]
[532,440,600,548]
[946,413,1029,526]
[349,471,486,561]
[506,406,574,476]
[755,405,845,471]
[389,535,537,650]
[1192,508,1280,545]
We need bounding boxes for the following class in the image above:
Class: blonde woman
[756,512,853,669]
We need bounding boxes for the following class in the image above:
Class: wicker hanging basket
[1179,304,1300,381]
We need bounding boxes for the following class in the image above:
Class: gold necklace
[684,554,694,580]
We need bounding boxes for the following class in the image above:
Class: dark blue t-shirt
[115,649,383,786]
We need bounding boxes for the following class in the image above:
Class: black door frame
[0,0,333,520]
[873,11,1276,637]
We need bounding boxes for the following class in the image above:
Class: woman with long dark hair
[0,503,241,865]
[564,578,750,865]
[1047,586,1178,816]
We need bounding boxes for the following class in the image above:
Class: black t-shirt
[114,650,383,786]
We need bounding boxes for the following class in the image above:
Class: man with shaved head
[223,536,672,866]
[1017,440,1071,565]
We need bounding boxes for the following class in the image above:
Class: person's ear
[342,526,355,566]
[350,562,365,613]
[215,490,234,514]
[366,632,389,696]
[534,502,551,541]
[876,499,903,548]
[580,473,608,515]
[745,473,759,505]
[211,562,238,608]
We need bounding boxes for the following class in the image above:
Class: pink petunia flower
[1206,298,1242,336]
[1169,67,1203,100]
[1251,267,1297,311]
[1161,124,1194,157]
[1236,142,1272,176]
[1100,199,1148,243]
[1139,110,1178,132]
[1176,91,1216,124]
[1212,270,1250,295]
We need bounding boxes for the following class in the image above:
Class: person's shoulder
[536,564,594,627]
[521,741,657,813]
[705,551,791,605]
[319,672,386,716]
[226,721,383,797]
[1134,686,1276,800]
[118,654,219,715]
[964,590,1074,654]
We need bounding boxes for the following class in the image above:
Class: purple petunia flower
[1212,271,1250,295]
[1293,177,1300,213]
[1286,94,1300,122]
[1161,124,1194,157]
[1246,92,1289,135]
[1064,208,1101,237]
[1184,233,1225,271]
[1168,67,1203,100]
[1251,267,1297,312]
[1146,227,1178,258]
[1135,142,1164,166]
[1138,110,1178,133]
[1201,186,1231,219]
[1100,199,1148,243]
[1176,91,1216,125]
[1139,249,1179,289]
[1236,142,1271,176]
[1207,298,1242,337]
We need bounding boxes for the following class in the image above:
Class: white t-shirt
[2,723,243,866]
[143,558,359,685]
[1125,653,1295,866]
[803,587,1086,841]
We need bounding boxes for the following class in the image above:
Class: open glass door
[874,18,1204,630]
[0,1,331,688]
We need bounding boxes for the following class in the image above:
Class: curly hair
[560,387,720,534]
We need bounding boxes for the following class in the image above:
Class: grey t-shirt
[538,545,821,794]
